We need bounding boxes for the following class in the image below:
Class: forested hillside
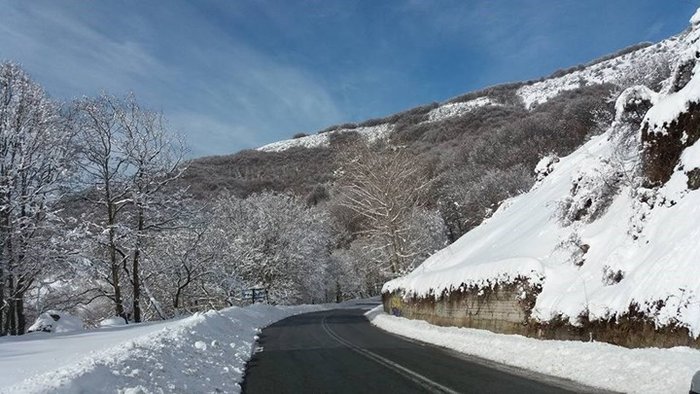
[177,26,676,296]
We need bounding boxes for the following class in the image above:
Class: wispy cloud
[0,0,694,157]
[0,1,343,156]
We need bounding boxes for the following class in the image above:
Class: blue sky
[0,1,697,157]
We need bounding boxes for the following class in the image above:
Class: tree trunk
[142,284,165,320]
[107,199,125,320]
[14,291,25,335]
[0,263,4,336]
[6,274,16,335]
[132,248,141,322]
[388,223,402,274]
[132,208,144,323]
[109,235,124,319]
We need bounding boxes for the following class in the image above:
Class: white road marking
[321,314,460,394]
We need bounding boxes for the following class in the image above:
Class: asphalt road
[242,307,609,394]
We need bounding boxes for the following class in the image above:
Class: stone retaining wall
[383,282,700,349]
[384,279,536,336]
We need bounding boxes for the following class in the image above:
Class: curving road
[242,306,609,393]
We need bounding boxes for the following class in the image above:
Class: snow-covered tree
[0,63,76,335]
[140,213,225,318]
[73,93,186,322]
[73,94,132,321]
[211,192,332,304]
[118,96,187,322]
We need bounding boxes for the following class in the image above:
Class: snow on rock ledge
[644,63,700,134]
[614,85,658,123]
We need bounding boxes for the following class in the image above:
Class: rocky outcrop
[641,101,700,184]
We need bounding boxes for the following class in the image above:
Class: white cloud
[0,1,343,157]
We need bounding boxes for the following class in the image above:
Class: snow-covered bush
[27,311,84,333]
[556,161,622,225]
[99,316,128,327]
[602,265,624,285]
[616,50,673,91]
[554,232,589,267]
[535,154,559,182]
[614,85,658,126]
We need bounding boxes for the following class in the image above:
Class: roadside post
[242,287,268,304]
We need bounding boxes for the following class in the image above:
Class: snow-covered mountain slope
[424,97,498,123]
[257,123,392,152]
[257,24,686,153]
[384,10,700,337]
[516,37,682,109]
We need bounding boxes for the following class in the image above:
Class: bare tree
[138,216,222,318]
[335,143,436,275]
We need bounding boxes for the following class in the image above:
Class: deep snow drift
[367,307,700,393]
[384,11,700,337]
[0,304,329,393]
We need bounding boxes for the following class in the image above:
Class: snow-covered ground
[257,123,392,152]
[0,304,330,393]
[384,11,700,336]
[425,97,497,122]
[367,307,700,393]
[516,33,683,109]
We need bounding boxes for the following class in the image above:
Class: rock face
[687,167,700,189]
[671,57,696,93]
[641,101,700,184]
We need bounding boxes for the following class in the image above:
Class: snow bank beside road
[0,304,328,394]
[367,307,700,393]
